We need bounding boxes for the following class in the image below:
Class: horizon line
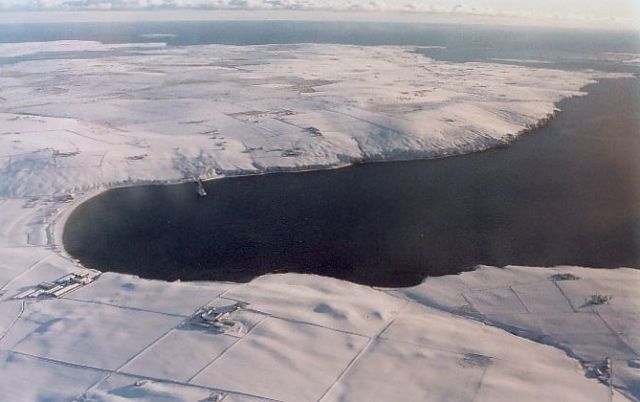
[0,10,638,32]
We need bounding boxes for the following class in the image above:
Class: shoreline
[51,107,563,271]
[54,77,638,286]
[0,31,637,401]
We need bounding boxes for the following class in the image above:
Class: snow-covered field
[0,41,638,401]
[0,40,620,197]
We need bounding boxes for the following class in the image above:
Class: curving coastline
[1,30,639,402]
[61,77,640,287]
[52,86,569,268]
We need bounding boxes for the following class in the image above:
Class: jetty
[196,178,207,197]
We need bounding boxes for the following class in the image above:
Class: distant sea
[1,21,639,72]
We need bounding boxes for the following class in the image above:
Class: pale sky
[0,0,638,29]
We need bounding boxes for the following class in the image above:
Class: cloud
[0,0,568,13]
[0,0,637,28]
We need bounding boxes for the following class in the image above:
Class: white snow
[394,265,640,400]
[1,298,182,370]
[0,350,105,401]
[120,328,239,383]
[69,272,234,316]
[0,40,637,401]
[191,317,370,401]
[0,41,167,58]
[0,41,624,197]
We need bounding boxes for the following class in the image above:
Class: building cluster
[190,302,249,333]
[14,270,100,299]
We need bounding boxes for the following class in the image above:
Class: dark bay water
[63,77,640,287]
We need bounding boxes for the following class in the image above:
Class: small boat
[196,178,207,197]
